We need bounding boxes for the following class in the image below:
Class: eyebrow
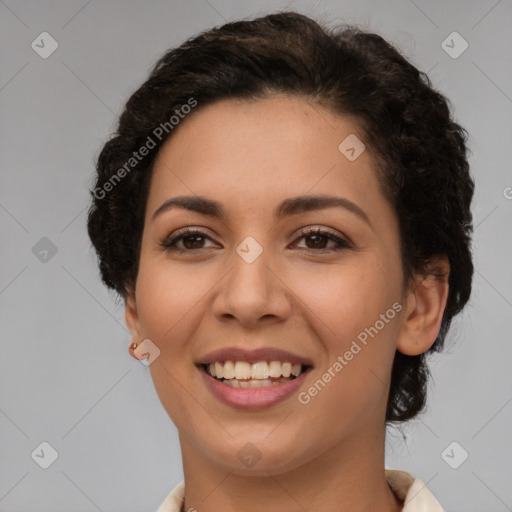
[152,194,372,227]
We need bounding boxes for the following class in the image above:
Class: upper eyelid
[165,225,344,240]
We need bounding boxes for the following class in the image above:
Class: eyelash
[160,227,352,253]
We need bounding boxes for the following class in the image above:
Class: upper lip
[196,347,314,367]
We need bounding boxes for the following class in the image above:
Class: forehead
[147,95,384,218]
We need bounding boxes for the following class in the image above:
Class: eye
[161,226,352,253]
[292,227,352,252]
[160,228,217,251]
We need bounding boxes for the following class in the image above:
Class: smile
[198,362,313,410]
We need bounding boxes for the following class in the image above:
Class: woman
[87,11,474,512]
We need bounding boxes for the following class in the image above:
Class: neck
[178,424,402,512]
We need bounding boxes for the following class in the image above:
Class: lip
[196,346,314,366]
[198,365,313,410]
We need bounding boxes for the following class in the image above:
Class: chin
[201,434,313,476]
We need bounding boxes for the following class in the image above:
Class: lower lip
[198,366,312,410]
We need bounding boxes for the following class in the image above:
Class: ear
[396,256,450,356]
[125,288,142,342]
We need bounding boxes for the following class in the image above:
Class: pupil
[308,234,325,248]
[184,235,203,249]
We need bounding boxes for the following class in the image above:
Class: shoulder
[155,481,185,512]
[386,470,445,511]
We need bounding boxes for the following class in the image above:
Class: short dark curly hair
[87,11,474,423]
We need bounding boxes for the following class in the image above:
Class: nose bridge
[229,233,272,303]
[213,232,290,325]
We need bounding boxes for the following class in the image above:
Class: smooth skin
[125,94,449,512]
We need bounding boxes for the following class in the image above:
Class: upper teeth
[207,361,303,380]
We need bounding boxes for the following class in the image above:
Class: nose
[211,242,292,329]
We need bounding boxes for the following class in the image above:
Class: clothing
[155,469,444,511]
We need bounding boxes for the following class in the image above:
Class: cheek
[133,258,212,429]
[288,256,400,341]
[134,255,211,344]
[288,259,401,412]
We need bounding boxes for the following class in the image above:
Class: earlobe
[396,256,450,356]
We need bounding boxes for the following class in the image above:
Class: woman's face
[127,94,408,475]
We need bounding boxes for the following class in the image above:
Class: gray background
[1,1,511,511]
